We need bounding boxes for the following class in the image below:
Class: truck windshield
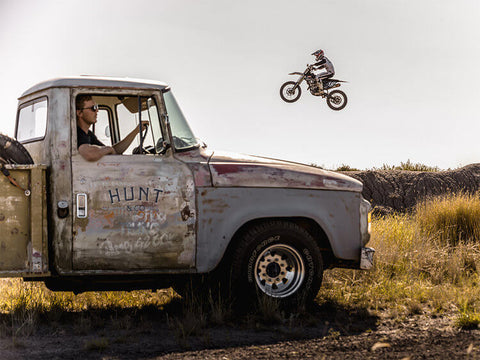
[163,90,198,151]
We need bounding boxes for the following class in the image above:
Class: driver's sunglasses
[81,104,99,112]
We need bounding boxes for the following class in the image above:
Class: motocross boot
[317,78,326,96]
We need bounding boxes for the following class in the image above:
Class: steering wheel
[132,145,155,154]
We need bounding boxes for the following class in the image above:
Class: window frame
[72,89,169,155]
[113,96,163,155]
[15,96,49,144]
[160,89,199,153]
[92,106,115,146]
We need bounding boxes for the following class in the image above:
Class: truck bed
[0,164,49,277]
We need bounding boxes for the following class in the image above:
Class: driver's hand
[141,121,149,131]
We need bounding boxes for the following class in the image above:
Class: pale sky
[1,0,479,169]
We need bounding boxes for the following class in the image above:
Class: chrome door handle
[76,193,87,218]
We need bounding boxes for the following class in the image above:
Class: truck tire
[231,220,323,307]
[0,134,34,164]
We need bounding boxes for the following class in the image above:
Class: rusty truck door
[71,94,196,271]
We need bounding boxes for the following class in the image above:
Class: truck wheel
[0,134,34,164]
[231,221,323,307]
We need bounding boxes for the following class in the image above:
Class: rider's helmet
[312,49,324,62]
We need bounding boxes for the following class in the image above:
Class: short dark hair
[76,95,92,110]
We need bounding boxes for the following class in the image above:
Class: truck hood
[207,151,362,192]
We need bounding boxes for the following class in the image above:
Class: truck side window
[93,108,112,146]
[83,95,162,155]
[16,98,48,143]
[115,97,162,155]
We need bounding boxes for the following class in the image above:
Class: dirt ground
[0,302,478,360]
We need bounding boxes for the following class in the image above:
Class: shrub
[455,304,480,329]
[374,160,441,172]
[416,193,480,246]
[335,164,360,171]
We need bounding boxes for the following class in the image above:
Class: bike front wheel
[326,90,347,110]
[280,81,302,103]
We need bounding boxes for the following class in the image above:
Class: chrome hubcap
[254,244,305,298]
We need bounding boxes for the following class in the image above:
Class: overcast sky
[1,0,479,169]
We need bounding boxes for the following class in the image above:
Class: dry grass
[321,193,480,326]
[416,193,480,246]
[0,281,177,315]
[0,280,177,337]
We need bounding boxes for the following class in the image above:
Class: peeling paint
[71,153,196,271]
[207,151,363,192]
[0,165,49,276]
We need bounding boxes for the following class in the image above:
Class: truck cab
[1,76,373,305]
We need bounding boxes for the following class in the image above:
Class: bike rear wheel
[326,90,347,111]
[280,81,301,103]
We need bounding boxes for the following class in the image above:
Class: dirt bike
[280,64,348,110]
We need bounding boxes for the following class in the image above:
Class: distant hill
[341,164,480,215]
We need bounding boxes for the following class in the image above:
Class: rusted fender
[207,151,363,192]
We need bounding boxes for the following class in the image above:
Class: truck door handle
[76,193,87,218]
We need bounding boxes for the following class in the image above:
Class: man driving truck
[76,95,148,161]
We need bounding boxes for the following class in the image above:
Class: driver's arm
[113,121,149,154]
[78,144,116,162]
[313,59,326,69]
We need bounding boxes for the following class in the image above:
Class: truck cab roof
[20,76,169,99]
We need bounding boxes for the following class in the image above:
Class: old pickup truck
[0,76,374,306]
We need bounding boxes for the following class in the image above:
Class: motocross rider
[311,49,335,95]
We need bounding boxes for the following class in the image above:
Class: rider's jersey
[313,57,335,77]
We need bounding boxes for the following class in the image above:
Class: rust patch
[104,212,115,226]
[0,214,4,221]
[211,164,244,175]
[181,204,191,221]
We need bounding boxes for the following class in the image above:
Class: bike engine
[307,77,322,96]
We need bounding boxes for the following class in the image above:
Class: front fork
[292,75,305,90]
